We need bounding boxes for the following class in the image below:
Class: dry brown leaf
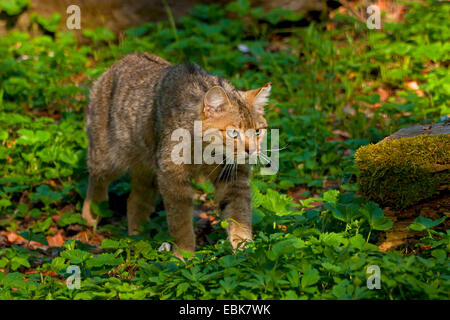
[332,129,351,138]
[25,270,58,277]
[47,230,65,247]
[1,231,26,243]
[405,81,424,97]
[0,231,48,250]
[377,87,390,102]
[73,230,104,246]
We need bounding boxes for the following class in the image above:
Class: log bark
[380,121,450,143]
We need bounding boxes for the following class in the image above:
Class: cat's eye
[227,129,239,139]
[255,129,262,136]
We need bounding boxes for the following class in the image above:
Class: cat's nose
[246,144,259,155]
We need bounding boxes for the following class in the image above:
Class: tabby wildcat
[82,52,271,256]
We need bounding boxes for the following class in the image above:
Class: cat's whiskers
[258,152,271,164]
[226,162,234,183]
[206,155,227,179]
[260,144,289,153]
[217,156,234,183]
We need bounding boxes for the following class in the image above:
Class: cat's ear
[245,82,271,114]
[203,86,230,118]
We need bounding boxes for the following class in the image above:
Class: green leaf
[407,216,446,231]
[0,0,29,16]
[16,129,37,144]
[0,130,8,141]
[57,212,86,227]
[2,272,30,289]
[31,185,63,205]
[86,253,123,268]
[60,249,92,264]
[0,257,9,268]
[50,257,68,272]
[0,199,12,209]
[325,203,359,224]
[260,189,293,214]
[360,202,393,231]
[267,238,300,261]
[220,221,229,229]
[225,0,250,17]
[35,130,51,142]
[32,217,52,233]
[100,239,128,250]
[82,27,115,43]
[10,256,30,270]
[431,249,446,259]
[176,282,189,297]
[322,189,340,204]
[31,13,61,33]
[301,268,320,288]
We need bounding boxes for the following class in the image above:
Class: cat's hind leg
[127,170,159,236]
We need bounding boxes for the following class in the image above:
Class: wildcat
[82,52,271,256]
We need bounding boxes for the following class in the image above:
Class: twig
[339,0,367,24]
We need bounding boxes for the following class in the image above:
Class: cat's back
[109,52,171,88]
[86,53,171,166]
[88,52,170,114]
[87,52,171,132]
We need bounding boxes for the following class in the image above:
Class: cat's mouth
[211,150,264,165]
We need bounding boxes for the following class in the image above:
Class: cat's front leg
[157,170,195,258]
[215,165,252,249]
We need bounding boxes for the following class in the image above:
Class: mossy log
[355,122,450,209]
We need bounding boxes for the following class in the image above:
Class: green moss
[355,134,450,209]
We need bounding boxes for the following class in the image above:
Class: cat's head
[201,82,271,163]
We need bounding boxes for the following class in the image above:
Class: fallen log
[355,121,449,251]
